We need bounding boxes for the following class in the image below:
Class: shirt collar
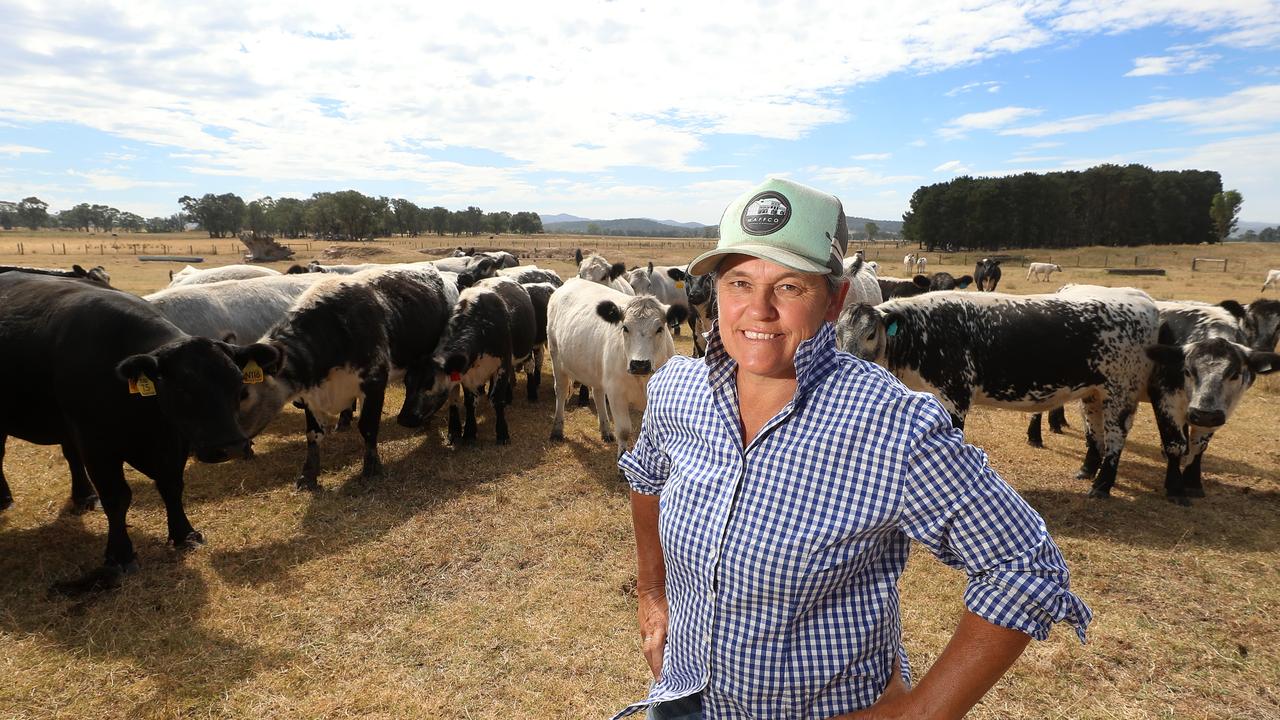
[704,321,839,397]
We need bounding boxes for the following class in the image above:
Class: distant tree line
[0,190,543,240]
[1240,227,1280,243]
[901,164,1226,250]
[179,191,542,240]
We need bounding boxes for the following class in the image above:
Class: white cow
[625,262,690,313]
[1027,262,1063,281]
[841,255,882,307]
[548,278,686,456]
[902,252,917,274]
[1263,269,1280,292]
[574,249,634,295]
[145,274,324,342]
[914,256,927,275]
[167,264,280,287]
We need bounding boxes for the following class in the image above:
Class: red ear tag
[450,371,462,382]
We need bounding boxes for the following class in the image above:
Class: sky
[2,0,1280,225]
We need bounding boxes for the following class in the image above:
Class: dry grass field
[0,230,1277,719]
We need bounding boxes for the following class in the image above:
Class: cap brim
[687,245,831,277]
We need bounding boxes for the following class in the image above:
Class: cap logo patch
[741,191,791,236]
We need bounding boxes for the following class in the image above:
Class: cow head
[233,341,300,439]
[684,273,715,307]
[577,253,626,285]
[1147,337,1279,429]
[596,296,685,375]
[929,272,973,291]
[1244,299,1280,351]
[398,292,493,428]
[834,304,895,363]
[625,267,652,295]
[118,337,283,462]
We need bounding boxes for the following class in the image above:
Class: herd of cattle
[0,250,1278,594]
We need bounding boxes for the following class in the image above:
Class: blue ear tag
[886,320,900,338]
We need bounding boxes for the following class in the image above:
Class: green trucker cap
[688,177,849,277]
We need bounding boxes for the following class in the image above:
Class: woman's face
[716,255,846,383]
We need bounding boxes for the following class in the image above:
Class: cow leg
[595,386,616,443]
[1183,427,1215,499]
[461,388,478,443]
[527,348,543,403]
[1149,398,1189,503]
[139,452,203,550]
[609,391,633,457]
[335,399,358,431]
[0,433,12,511]
[81,455,138,583]
[549,360,571,442]
[1048,406,1069,433]
[1077,398,1105,481]
[490,375,511,445]
[63,443,99,514]
[1026,413,1044,448]
[1087,398,1136,499]
[357,376,386,478]
[298,406,325,491]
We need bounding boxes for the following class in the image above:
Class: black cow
[0,273,279,591]
[236,267,456,489]
[684,273,717,358]
[877,272,974,299]
[974,258,1002,292]
[837,285,1171,499]
[0,263,111,286]
[399,277,537,445]
[521,281,558,401]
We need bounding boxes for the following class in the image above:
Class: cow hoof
[296,477,321,492]
[1027,439,1044,449]
[171,530,205,550]
[70,494,100,515]
[1186,487,1205,498]
[549,429,564,441]
[496,435,510,446]
[1086,488,1110,499]
[1166,495,1192,507]
[601,432,616,443]
[1075,468,1094,480]
[361,462,384,478]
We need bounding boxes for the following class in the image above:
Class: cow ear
[456,272,476,289]
[117,353,160,382]
[911,275,930,289]
[955,275,973,289]
[609,262,627,281]
[666,267,687,282]
[596,300,623,324]
[574,248,583,264]
[1217,300,1247,319]
[72,264,86,275]
[665,304,688,328]
[222,331,238,344]
[647,261,654,274]
[235,342,285,376]
[1248,351,1280,375]
[884,312,904,338]
[1146,343,1184,368]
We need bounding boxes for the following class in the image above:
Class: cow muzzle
[1187,407,1226,428]
[628,360,653,375]
[194,438,254,463]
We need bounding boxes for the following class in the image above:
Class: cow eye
[622,326,630,333]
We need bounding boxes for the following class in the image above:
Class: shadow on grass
[206,396,560,587]
[0,515,293,706]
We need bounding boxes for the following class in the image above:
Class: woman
[617,178,1090,720]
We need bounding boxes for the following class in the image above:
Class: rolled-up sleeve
[898,396,1092,643]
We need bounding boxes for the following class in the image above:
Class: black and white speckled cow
[836,285,1168,499]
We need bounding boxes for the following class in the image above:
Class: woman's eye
[776,283,803,296]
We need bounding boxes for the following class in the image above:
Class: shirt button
[704,632,712,645]
[707,591,715,604]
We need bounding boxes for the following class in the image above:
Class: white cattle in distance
[167,264,281,287]
[1027,262,1063,282]
[1263,269,1280,292]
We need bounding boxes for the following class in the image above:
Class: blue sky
[2,1,1279,225]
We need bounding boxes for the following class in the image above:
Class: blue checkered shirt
[615,322,1091,719]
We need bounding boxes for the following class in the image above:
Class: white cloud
[939,106,1043,139]
[908,139,928,148]
[933,160,971,174]
[945,80,1003,97]
[66,170,186,191]
[806,165,922,187]
[1125,46,1219,76]
[1004,84,1280,137]
[0,144,50,156]
[851,152,892,161]
[1150,132,1280,220]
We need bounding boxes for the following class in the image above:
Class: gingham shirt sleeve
[617,371,673,496]
[898,396,1093,643]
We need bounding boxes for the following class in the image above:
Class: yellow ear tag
[136,374,157,397]
[675,281,684,289]
[128,378,140,394]
[242,359,265,384]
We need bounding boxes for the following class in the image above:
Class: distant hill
[849,216,903,235]
[539,213,593,225]
[1233,220,1279,237]
[544,217,707,238]
[652,219,706,229]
